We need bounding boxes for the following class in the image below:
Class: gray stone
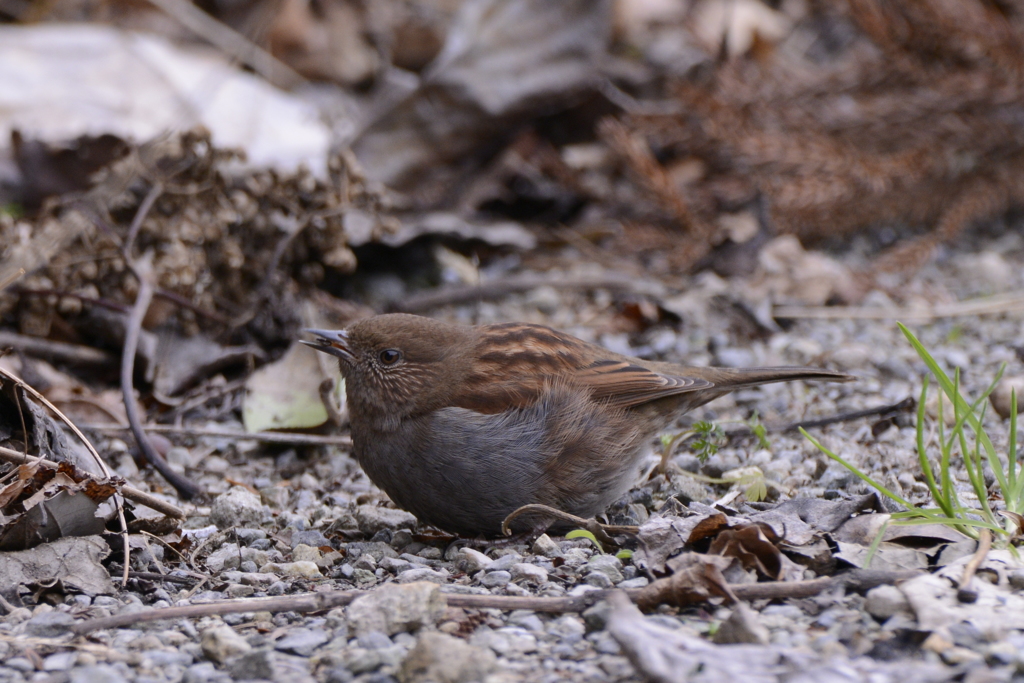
[201,624,252,664]
[397,567,448,584]
[25,612,76,637]
[391,529,414,549]
[342,542,398,563]
[457,548,493,573]
[204,544,243,573]
[274,627,329,656]
[479,570,511,588]
[487,553,522,572]
[597,654,635,679]
[584,555,624,583]
[439,584,490,595]
[3,607,31,624]
[568,584,602,597]
[355,505,418,534]
[142,650,192,667]
[69,666,128,683]
[352,568,376,584]
[353,553,377,571]
[492,627,537,655]
[323,667,353,683]
[342,647,379,674]
[417,546,442,560]
[343,645,404,674]
[546,615,585,643]
[6,658,34,673]
[356,631,393,650]
[584,572,615,588]
[380,557,414,575]
[347,582,446,636]
[618,577,649,589]
[510,563,547,584]
[865,585,911,621]
[210,486,263,530]
[590,631,621,654]
[582,601,612,632]
[508,610,544,633]
[42,652,78,671]
[532,534,562,558]
[561,548,591,567]
[291,530,330,549]
[182,662,221,683]
[234,528,267,544]
[984,641,1018,667]
[259,560,323,579]
[399,632,497,683]
[398,553,435,566]
[228,648,313,683]
[712,604,770,645]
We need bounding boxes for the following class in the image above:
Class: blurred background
[0,0,1022,440]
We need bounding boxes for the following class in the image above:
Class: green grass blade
[885,515,998,535]
[916,378,954,519]
[863,518,889,569]
[801,429,912,508]
[899,324,1009,495]
[1010,391,1022,511]
[937,388,957,513]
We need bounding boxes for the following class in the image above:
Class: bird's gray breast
[354,403,556,536]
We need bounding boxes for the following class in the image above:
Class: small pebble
[479,571,511,588]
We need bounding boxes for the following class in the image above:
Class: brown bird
[304,313,851,537]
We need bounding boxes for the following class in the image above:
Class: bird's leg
[501,504,638,549]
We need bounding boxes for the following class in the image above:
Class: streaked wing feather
[575,360,713,408]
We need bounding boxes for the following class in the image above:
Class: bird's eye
[378,349,402,365]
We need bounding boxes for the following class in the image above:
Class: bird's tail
[696,367,853,390]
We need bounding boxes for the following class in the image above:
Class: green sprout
[803,322,1021,562]
[566,529,603,553]
[748,412,771,450]
[658,419,768,502]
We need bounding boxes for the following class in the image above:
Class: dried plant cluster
[615,0,1024,274]
[0,131,386,345]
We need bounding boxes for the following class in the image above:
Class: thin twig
[717,397,916,440]
[69,567,922,635]
[9,288,130,314]
[124,182,163,257]
[776,397,915,433]
[126,573,196,589]
[0,445,186,519]
[0,331,115,366]
[957,528,992,603]
[120,262,202,500]
[165,378,248,424]
[0,267,25,291]
[231,216,312,328]
[319,378,346,429]
[11,384,29,462]
[142,0,306,89]
[774,291,1024,321]
[12,287,229,326]
[393,273,665,313]
[153,288,231,325]
[0,368,108,475]
[81,423,353,447]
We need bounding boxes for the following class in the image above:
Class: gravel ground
[2,225,1024,683]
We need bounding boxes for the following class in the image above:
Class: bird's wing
[574,359,713,409]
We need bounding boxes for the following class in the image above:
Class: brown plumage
[304,313,852,537]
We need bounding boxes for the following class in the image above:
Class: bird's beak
[301,328,355,363]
